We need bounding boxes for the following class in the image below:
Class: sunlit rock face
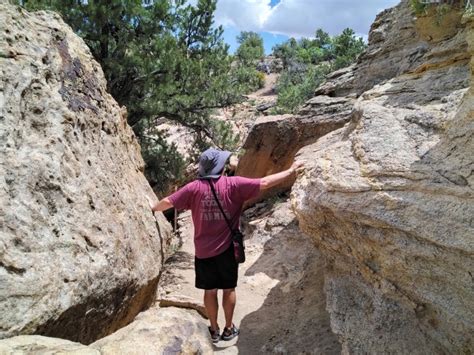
[293,1,473,353]
[0,307,213,354]
[0,4,172,343]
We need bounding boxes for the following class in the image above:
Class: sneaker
[221,324,240,341]
[208,326,220,343]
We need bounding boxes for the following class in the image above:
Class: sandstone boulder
[0,4,172,343]
[292,5,474,353]
[315,0,467,97]
[0,335,98,355]
[237,96,353,203]
[90,307,213,354]
[0,307,212,354]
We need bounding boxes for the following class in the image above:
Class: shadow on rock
[234,219,341,354]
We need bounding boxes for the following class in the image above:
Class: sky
[214,0,401,54]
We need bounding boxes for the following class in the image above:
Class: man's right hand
[260,160,306,190]
[291,161,305,174]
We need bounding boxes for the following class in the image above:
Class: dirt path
[248,73,278,100]
[156,200,341,354]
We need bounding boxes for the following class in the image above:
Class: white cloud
[214,0,401,38]
[214,0,273,30]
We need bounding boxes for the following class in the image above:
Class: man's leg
[204,289,219,331]
[222,288,236,328]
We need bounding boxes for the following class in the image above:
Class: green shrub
[256,71,266,89]
[410,0,472,20]
[410,0,427,15]
[136,123,186,196]
[232,66,264,93]
[236,31,265,66]
[275,64,330,113]
[272,27,365,113]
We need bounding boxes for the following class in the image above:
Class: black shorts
[195,243,238,290]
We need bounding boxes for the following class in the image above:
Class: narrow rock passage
[157,198,341,354]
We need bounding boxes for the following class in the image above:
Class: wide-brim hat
[198,148,231,178]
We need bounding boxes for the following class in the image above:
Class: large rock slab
[0,307,212,354]
[237,97,353,203]
[0,335,98,355]
[292,8,474,354]
[0,4,172,343]
[90,307,213,354]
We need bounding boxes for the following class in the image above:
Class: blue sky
[215,0,400,54]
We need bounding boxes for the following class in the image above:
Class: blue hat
[198,148,231,178]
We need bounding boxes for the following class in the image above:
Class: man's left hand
[146,196,155,212]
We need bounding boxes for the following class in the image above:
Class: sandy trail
[156,200,340,354]
[247,73,279,100]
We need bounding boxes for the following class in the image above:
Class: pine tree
[232,31,265,93]
[235,31,264,66]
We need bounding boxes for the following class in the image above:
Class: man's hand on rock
[146,196,155,212]
[291,161,305,174]
[229,155,239,171]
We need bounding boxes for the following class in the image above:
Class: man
[149,148,303,343]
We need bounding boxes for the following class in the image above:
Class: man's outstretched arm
[260,161,304,190]
[148,197,174,212]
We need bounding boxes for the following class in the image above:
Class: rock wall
[315,1,467,97]
[0,4,172,344]
[291,2,474,353]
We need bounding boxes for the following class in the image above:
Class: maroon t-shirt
[168,176,261,259]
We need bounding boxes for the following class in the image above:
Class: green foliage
[137,123,186,194]
[332,28,366,70]
[256,71,266,89]
[236,31,264,66]
[272,27,365,113]
[410,0,427,15]
[273,64,330,113]
[273,27,365,70]
[231,66,263,93]
[314,28,331,48]
[19,0,244,192]
[187,119,240,167]
[231,31,265,93]
[208,120,240,151]
[410,0,472,19]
